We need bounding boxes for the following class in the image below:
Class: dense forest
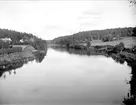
[0,28,47,50]
[51,27,136,46]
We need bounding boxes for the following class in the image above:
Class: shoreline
[0,45,47,70]
[50,43,136,65]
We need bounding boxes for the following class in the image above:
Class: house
[19,39,24,43]
[19,36,35,43]
[0,38,12,42]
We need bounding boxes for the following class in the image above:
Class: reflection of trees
[0,61,23,78]
[51,46,105,56]
[0,50,47,78]
[51,46,136,104]
[0,71,3,77]
[123,63,136,105]
[0,58,32,78]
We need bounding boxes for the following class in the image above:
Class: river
[0,48,131,105]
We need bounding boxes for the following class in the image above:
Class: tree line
[51,27,136,46]
[0,28,47,51]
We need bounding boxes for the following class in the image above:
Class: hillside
[51,27,136,46]
[0,28,47,50]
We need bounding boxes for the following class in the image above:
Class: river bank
[0,45,47,70]
[50,43,136,65]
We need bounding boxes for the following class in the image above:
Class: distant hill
[51,27,136,45]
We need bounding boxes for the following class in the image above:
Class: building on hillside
[19,36,35,43]
[0,38,12,43]
[19,39,24,43]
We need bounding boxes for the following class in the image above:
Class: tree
[0,41,10,49]
[115,42,125,52]
[132,27,136,36]
[87,41,91,48]
[129,0,136,6]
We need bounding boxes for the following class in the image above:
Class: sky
[0,0,136,40]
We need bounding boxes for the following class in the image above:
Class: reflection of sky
[0,48,131,105]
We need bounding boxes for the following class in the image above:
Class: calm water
[0,48,131,105]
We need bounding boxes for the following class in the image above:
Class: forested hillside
[51,27,136,45]
[0,28,47,50]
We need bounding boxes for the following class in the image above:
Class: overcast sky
[0,0,136,40]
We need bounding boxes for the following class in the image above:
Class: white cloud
[0,0,136,40]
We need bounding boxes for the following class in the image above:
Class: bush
[0,41,10,49]
[115,42,125,52]
[101,36,112,42]
[34,51,46,63]
[29,39,47,50]
[132,46,136,54]
[0,47,22,55]
[132,27,136,36]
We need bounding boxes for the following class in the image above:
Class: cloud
[77,9,102,21]
[77,15,91,20]
[78,15,101,20]
[92,16,101,20]
[82,10,103,16]
[45,25,60,30]
[80,22,98,27]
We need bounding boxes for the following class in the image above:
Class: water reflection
[0,51,47,78]
[50,46,92,56]
[51,47,136,105]
[0,47,135,105]
[123,64,136,105]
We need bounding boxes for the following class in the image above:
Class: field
[91,37,136,48]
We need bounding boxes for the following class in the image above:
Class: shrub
[0,41,10,49]
[115,42,125,52]
[132,46,136,54]
[0,47,22,55]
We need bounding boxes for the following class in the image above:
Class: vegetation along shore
[0,28,47,71]
[1,27,136,104]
